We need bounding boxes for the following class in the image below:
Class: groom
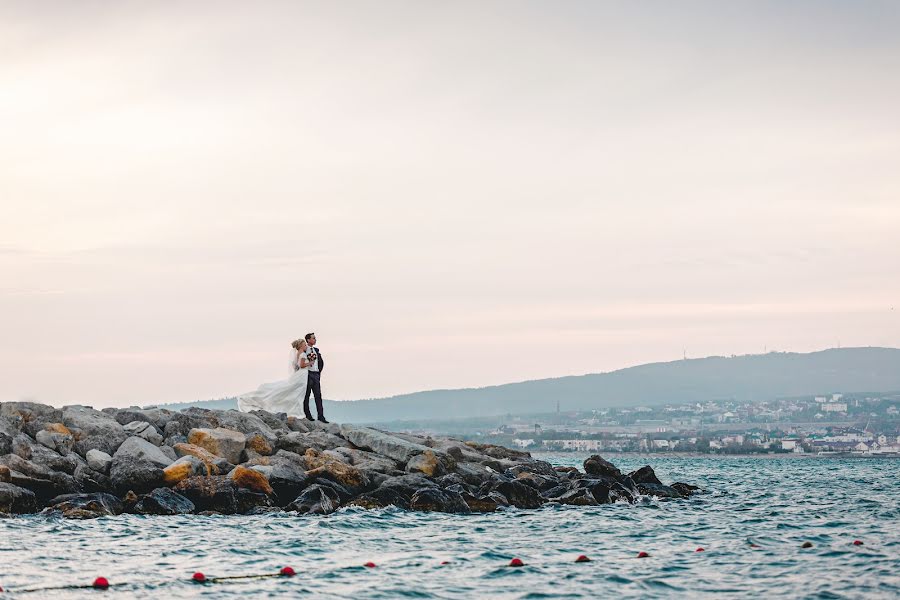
[303,332,327,423]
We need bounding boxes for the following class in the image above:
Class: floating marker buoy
[637,552,649,558]
[192,572,207,583]
[575,555,591,563]
[509,558,524,567]
[280,567,296,577]
[749,544,760,549]
[440,561,450,565]
[363,562,376,568]
[801,542,813,548]
[92,577,109,590]
[696,547,705,552]
[852,540,864,546]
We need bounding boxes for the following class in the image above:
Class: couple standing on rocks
[237,333,328,423]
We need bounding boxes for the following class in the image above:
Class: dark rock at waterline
[286,483,341,515]
[512,471,559,492]
[671,482,700,498]
[583,455,622,478]
[507,460,559,479]
[459,491,501,512]
[0,482,38,514]
[134,488,195,515]
[0,401,699,517]
[347,485,412,510]
[553,488,600,506]
[628,466,662,486]
[44,492,123,519]
[174,475,273,514]
[481,479,543,509]
[409,487,470,513]
[636,483,684,499]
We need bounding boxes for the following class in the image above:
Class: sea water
[1,455,897,598]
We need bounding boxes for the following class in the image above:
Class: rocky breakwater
[0,402,699,518]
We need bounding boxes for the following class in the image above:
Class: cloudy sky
[1,1,899,408]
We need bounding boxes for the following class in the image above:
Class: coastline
[535,451,900,459]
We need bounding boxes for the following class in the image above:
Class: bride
[237,338,313,417]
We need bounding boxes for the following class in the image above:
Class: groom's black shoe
[317,416,329,424]
[304,413,314,421]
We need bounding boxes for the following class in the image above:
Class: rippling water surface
[2,455,898,598]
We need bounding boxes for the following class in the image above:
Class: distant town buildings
[435,391,900,456]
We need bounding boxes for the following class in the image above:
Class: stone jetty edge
[0,402,699,518]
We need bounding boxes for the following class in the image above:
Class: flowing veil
[288,348,299,375]
[237,347,309,416]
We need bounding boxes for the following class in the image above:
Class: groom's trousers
[304,372,324,419]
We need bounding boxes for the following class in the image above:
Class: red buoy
[280,566,296,577]
[696,547,705,552]
[363,562,376,568]
[575,555,591,563]
[749,544,760,549]
[192,572,207,583]
[93,577,110,589]
[509,558,524,567]
[637,551,649,558]
[440,561,450,565]
[853,540,864,546]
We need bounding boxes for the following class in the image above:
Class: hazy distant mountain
[157,347,900,423]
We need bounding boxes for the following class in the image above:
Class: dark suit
[303,347,324,420]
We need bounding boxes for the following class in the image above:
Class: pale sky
[2,1,899,408]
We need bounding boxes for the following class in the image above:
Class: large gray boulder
[276,431,344,455]
[212,410,278,442]
[35,427,75,455]
[187,428,246,464]
[86,449,112,474]
[0,453,80,501]
[110,436,173,493]
[0,402,63,438]
[0,417,14,456]
[163,411,218,439]
[250,452,309,504]
[331,447,401,474]
[339,426,432,463]
[178,408,277,447]
[73,463,112,493]
[0,482,38,514]
[123,421,164,446]
[18,439,80,475]
[61,405,128,458]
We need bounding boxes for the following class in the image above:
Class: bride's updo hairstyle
[291,338,305,350]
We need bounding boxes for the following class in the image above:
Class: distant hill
[155,347,900,424]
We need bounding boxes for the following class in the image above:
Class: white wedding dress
[237,349,309,416]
